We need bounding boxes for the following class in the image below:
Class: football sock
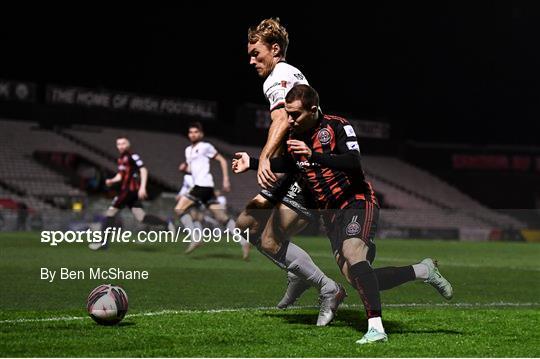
[179,213,194,230]
[274,241,333,291]
[349,261,382,319]
[192,221,202,243]
[368,316,385,333]
[374,266,416,290]
[412,263,430,279]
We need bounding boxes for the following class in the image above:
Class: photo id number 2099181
[181,227,249,243]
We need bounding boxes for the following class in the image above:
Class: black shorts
[186,186,219,206]
[259,174,316,221]
[111,191,143,209]
[325,200,379,264]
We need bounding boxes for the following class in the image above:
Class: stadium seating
[0,119,526,231]
[0,120,85,203]
[362,156,523,228]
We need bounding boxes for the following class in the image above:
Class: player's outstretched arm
[249,154,297,174]
[105,173,122,187]
[178,162,188,173]
[309,151,362,171]
[214,153,231,192]
[257,108,289,188]
[232,152,251,174]
[138,167,148,199]
[288,132,363,171]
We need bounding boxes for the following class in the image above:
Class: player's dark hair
[285,84,320,110]
[188,121,204,132]
[116,135,130,141]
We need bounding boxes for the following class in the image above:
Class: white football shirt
[263,62,309,111]
[184,141,217,187]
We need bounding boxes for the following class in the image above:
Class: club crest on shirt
[346,220,362,236]
[318,128,332,145]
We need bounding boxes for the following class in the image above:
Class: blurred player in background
[236,18,344,326]
[233,84,454,344]
[174,122,250,259]
[176,161,204,241]
[89,136,173,250]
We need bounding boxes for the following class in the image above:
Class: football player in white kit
[175,163,204,242]
[234,18,345,326]
[175,122,250,259]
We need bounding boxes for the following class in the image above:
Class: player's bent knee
[236,211,260,234]
[245,195,273,212]
[212,211,229,224]
[259,235,280,255]
[174,207,185,216]
[341,238,368,266]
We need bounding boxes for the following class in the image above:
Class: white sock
[412,263,429,279]
[285,242,331,290]
[225,218,249,246]
[179,213,194,231]
[192,221,202,243]
[368,317,385,333]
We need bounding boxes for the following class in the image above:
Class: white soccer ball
[86,284,128,325]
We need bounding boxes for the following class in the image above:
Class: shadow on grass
[264,309,463,335]
[132,246,161,252]
[189,253,243,261]
[39,320,136,331]
[117,321,136,327]
[89,321,136,328]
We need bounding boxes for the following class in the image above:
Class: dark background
[0,3,539,145]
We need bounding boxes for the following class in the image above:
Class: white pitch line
[1,302,538,324]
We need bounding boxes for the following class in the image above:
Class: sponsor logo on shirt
[343,125,356,137]
[296,160,320,169]
[286,182,301,199]
[269,89,286,105]
[346,141,360,152]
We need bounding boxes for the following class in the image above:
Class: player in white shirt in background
[176,164,205,244]
[174,122,250,260]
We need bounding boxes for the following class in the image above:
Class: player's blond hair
[248,18,289,57]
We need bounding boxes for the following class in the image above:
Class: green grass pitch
[0,232,539,357]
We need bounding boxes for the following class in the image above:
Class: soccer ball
[86,284,128,325]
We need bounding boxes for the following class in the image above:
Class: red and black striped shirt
[117,152,144,192]
[253,113,377,210]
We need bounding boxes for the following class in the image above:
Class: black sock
[374,266,416,291]
[349,261,382,318]
[142,214,168,229]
